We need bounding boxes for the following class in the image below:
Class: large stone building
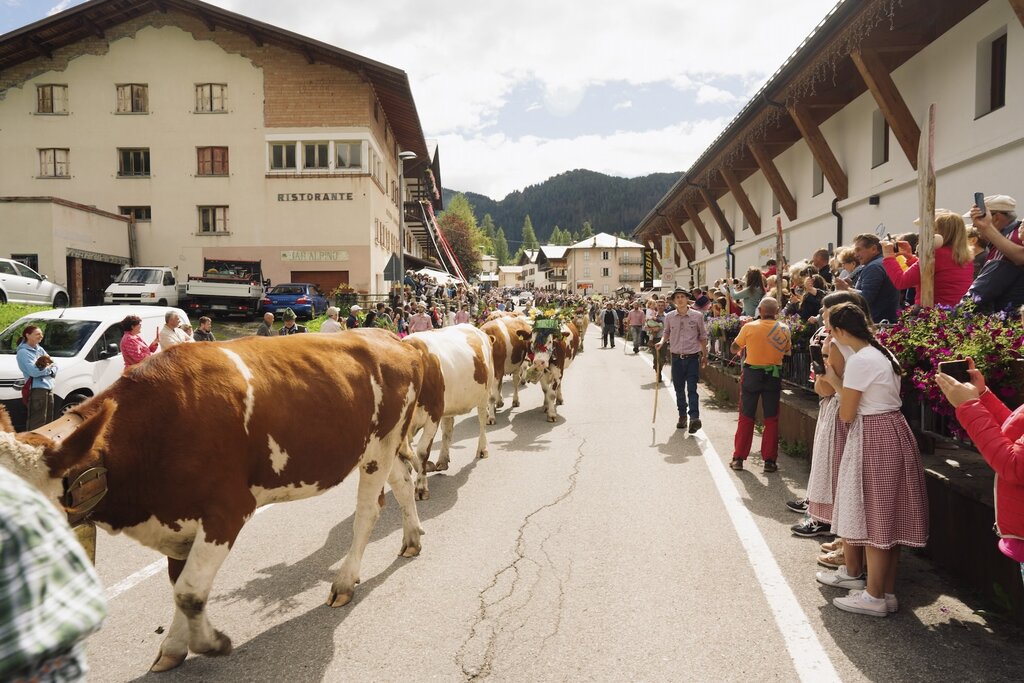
[0,0,443,302]
[634,0,1024,289]
[566,233,645,295]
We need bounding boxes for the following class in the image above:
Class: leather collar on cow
[31,412,108,527]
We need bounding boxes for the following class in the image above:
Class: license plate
[211,305,227,310]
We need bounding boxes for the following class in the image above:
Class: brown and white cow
[522,321,581,421]
[480,313,533,412]
[401,324,495,499]
[0,332,428,673]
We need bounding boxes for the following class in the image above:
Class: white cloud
[695,83,743,105]
[613,100,633,111]
[438,117,731,199]
[47,0,74,16]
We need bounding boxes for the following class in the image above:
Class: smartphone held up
[938,359,971,384]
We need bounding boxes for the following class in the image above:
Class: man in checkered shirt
[0,465,107,682]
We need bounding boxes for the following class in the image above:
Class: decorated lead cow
[523,317,580,422]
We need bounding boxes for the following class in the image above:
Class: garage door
[290,270,348,295]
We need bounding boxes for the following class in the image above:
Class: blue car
[260,283,329,319]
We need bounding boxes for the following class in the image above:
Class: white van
[0,305,188,431]
[103,266,182,306]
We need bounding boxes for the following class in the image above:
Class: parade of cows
[0,310,581,673]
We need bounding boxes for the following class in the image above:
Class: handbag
[21,377,32,406]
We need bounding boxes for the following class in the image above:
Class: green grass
[209,314,329,340]
[0,303,52,331]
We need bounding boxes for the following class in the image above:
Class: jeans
[631,325,644,351]
[602,324,616,347]
[671,355,700,419]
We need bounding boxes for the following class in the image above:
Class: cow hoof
[327,589,354,608]
[416,489,429,501]
[401,544,421,558]
[512,400,520,408]
[486,417,496,426]
[424,461,437,473]
[194,631,232,657]
[547,415,557,423]
[478,450,489,459]
[496,400,505,408]
[150,652,187,673]
[435,461,450,472]
[556,398,563,406]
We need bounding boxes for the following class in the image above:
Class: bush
[0,303,51,332]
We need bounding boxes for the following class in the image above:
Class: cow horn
[45,399,117,477]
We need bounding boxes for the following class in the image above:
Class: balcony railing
[547,273,567,281]
[619,273,644,282]
[619,256,643,265]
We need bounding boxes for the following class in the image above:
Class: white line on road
[695,432,841,683]
[636,342,839,682]
[105,504,274,601]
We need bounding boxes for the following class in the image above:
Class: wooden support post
[851,48,921,170]
[788,102,849,200]
[748,142,797,221]
[699,188,735,244]
[719,169,761,235]
[683,203,715,254]
[917,104,936,307]
[661,214,696,262]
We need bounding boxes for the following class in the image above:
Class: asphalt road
[86,325,1024,682]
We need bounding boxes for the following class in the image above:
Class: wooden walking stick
[775,216,784,302]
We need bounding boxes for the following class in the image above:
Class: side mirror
[99,343,120,359]
[41,275,48,281]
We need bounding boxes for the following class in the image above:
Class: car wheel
[0,290,6,304]
[59,391,91,415]
[157,299,167,306]
[53,292,69,308]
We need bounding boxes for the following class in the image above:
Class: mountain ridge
[442,169,679,248]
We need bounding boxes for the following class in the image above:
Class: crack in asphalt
[456,430,587,681]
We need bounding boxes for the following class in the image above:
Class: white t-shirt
[842,345,903,415]
[320,318,343,333]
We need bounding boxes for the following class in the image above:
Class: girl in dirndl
[807,292,872,576]
[818,302,928,617]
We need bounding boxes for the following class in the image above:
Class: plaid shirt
[0,466,106,680]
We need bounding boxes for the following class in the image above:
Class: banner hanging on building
[643,248,654,290]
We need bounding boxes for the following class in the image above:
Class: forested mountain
[442,169,679,250]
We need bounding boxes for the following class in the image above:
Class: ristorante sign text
[277,192,354,202]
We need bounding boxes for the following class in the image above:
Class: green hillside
[442,169,679,250]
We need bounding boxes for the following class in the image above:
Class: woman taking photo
[881,211,974,306]
[817,303,928,617]
[938,360,1024,587]
[16,325,58,430]
[119,314,159,373]
[723,267,767,318]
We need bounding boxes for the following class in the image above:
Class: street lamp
[397,150,419,283]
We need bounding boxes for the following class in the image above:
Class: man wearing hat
[345,305,362,330]
[407,302,434,334]
[321,307,342,333]
[278,308,306,335]
[657,289,708,434]
[965,195,1024,311]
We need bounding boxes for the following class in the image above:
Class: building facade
[566,233,645,295]
[0,0,442,298]
[635,0,1024,289]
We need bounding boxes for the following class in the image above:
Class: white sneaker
[833,589,888,617]
[849,589,898,613]
[815,566,867,590]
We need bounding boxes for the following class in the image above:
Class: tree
[437,211,481,279]
[480,214,497,248]
[494,227,510,266]
[512,246,525,264]
[571,230,580,242]
[521,215,540,251]
[579,220,594,240]
[442,193,491,256]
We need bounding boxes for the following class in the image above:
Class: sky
[1,0,836,199]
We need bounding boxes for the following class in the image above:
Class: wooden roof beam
[1011,0,1024,27]
[660,214,696,262]
[851,48,921,170]
[26,36,52,60]
[645,240,663,272]
[719,168,761,235]
[683,203,715,254]
[247,28,264,47]
[79,15,106,39]
[699,187,735,245]
[748,141,797,221]
[788,102,849,200]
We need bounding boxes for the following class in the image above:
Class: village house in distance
[0,0,444,304]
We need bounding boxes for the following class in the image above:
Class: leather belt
[673,352,701,359]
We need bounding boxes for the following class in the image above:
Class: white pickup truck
[183,258,266,318]
[103,266,184,307]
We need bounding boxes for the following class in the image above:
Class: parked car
[0,257,69,307]
[0,305,188,431]
[260,283,329,319]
